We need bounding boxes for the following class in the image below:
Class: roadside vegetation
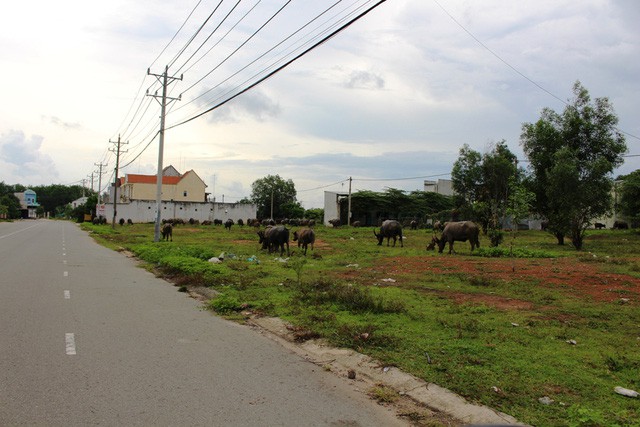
[82,221,640,426]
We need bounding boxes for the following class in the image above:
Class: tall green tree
[0,182,22,219]
[521,81,627,249]
[619,170,640,223]
[451,141,518,244]
[451,144,482,205]
[250,174,301,219]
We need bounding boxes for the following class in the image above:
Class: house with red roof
[102,166,256,224]
[118,166,207,203]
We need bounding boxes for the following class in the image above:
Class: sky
[1,0,639,209]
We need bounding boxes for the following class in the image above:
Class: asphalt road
[0,220,406,426]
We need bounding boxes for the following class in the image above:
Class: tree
[619,170,640,224]
[0,182,22,219]
[451,141,519,245]
[250,175,300,219]
[451,144,483,205]
[521,81,627,249]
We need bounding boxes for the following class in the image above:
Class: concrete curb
[248,316,525,426]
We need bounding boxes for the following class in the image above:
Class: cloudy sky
[1,0,638,208]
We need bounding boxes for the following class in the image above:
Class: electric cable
[166,0,387,130]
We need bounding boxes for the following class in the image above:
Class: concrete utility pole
[147,65,182,242]
[109,135,128,228]
[94,162,107,206]
[347,176,352,226]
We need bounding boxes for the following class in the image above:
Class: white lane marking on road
[0,223,43,239]
[63,271,68,277]
[65,333,76,355]
[63,253,66,256]
[64,290,71,299]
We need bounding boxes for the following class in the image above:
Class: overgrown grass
[81,222,640,426]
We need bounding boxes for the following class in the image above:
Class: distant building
[116,166,208,203]
[14,189,40,219]
[424,179,454,196]
[70,197,88,209]
[103,166,256,223]
[323,191,349,226]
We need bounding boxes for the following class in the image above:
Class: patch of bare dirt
[337,256,640,309]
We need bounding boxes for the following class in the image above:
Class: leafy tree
[618,170,640,223]
[451,141,518,245]
[31,184,87,216]
[451,144,482,205]
[250,174,299,219]
[340,188,454,225]
[0,182,22,219]
[304,208,324,222]
[521,81,627,249]
[0,194,21,219]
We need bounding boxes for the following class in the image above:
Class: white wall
[323,191,342,226]
[102,200,257,223]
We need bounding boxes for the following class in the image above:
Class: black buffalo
[613,220,629,229]
[432,221,479,254]
[373,220,403,247]
[161,223,173,241]
[258,225,290,256]
[293,228,315,256]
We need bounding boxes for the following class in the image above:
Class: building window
[183,191,188,197]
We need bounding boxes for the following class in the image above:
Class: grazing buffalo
[410,220,418,230]
[161,223,173,241]
[224,219,234,231]
[328,218,341,227]
[432,221,479,254]
[293,228,315,256]
[594,222,606,230]
[613,220,629,229]
[213,219,223,226]
[258,225,290,256]
[373,220,403,247]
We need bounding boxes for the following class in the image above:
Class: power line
[167,0,388,130]
[354,172,451,182]
[432,0,640,142]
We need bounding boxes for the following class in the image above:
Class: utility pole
[109,135,128,228]
[147,65,182,242]
[347,176,352,226]
[80,179,87,197]
[94,162,107,205]
[270,189,274,220]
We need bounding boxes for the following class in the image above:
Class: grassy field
[81,221,640,426]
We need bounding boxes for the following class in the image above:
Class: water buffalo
[258,225,290,256]
[613,220,629,229]
[594,222,606,230]
[161,223,173,241]
[410,220,418,230]
[224,219,234,231]
[328,218,341,227]
[293,228,315,256]
[373,220,403,247]
[433,221,479,254]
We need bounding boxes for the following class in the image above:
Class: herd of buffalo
[155,216,489,256]
[111,215,632,256]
